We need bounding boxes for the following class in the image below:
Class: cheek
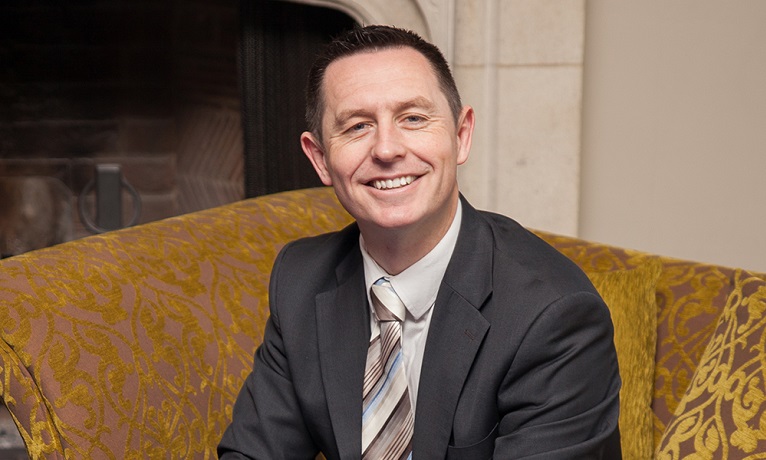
[414,139,458,166]
[328,148,370,178]
[324,157,357,186]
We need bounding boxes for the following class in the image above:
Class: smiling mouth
[371,175,416,190]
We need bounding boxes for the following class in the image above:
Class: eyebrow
[332,96,437,129]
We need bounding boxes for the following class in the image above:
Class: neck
[362,198,460,275]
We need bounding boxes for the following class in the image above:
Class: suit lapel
[315,199,496,457]
[413,199,494,456]
[316,246,369,459]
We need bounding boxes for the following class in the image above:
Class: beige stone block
[454,65,492,208]
[493,65,582,234]
[498,0,585,65]
[453,0,490,66]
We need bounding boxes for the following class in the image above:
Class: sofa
[1,186,764,459]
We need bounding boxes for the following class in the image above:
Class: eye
[345,122,370,134]
[401,114,428,128]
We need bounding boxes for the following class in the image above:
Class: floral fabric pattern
[656,272,766,459]
[2,187,765,458]
[0,187,353,458]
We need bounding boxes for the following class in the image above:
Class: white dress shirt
[360,200,462,413]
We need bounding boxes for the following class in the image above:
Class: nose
[371,121,406,162]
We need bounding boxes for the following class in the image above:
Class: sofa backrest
[0,187,353,458]
[535,231,762,445]
[3,186,761,456]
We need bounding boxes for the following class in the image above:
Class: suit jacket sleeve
[218,245,320,459]
[494,290,621,459]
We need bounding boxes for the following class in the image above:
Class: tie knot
[370,277,406,322]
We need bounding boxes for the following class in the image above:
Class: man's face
[301,47,474,238]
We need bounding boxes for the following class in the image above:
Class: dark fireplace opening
[241,0,356,197]
[0,0,356,258]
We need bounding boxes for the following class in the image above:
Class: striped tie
[362,277,414,460]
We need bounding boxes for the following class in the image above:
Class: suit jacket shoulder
[275,222,361,286]
[479,208,597,296]
[416,198,621,458]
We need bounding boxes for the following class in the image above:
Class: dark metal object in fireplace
[77,164,142,234]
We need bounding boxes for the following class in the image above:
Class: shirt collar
[361,200,463,320]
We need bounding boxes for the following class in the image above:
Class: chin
[368,210,424,231]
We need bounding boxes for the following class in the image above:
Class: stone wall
[454,0,585,235]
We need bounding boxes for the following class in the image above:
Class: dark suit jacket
[219,198,621,459]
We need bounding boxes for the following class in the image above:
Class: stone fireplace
[1,1,242,255]
[1,0,587,253]
[0,0,357,256]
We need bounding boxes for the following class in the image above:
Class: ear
[455,105,475,166]
[301,131,333,186]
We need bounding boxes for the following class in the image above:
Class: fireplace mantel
[282,0,456,62]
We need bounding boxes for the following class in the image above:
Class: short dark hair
[305,25,463,139]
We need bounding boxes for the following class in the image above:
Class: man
[219,25,621,459]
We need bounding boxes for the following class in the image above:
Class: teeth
[373,175,415,190]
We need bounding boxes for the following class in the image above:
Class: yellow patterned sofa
[1,187,765,459]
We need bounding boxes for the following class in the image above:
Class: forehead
[327,46,435,76]
[321,47,443,106]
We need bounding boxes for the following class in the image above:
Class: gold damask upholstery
[656,272,766,458]
[0,187,353,458]
[585,260,662,460]
[1,186,764,458]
